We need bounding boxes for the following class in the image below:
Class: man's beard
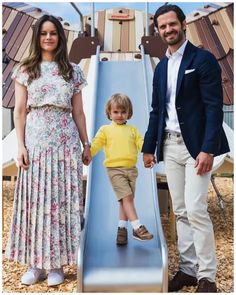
[163,30,185,46]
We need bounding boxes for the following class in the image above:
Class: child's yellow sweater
[91,122,143,167]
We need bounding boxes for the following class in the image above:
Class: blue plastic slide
[77,46,168,292]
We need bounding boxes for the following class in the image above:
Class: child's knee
[121,194,134,203]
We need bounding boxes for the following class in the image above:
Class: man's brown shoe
[195,278,217,292]
[168,270,198,292]
[116,227,127,245]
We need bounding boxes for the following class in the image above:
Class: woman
[5,15,91,287]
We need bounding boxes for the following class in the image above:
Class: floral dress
[5,61,87,270]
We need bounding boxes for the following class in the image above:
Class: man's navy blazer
[142,41,230,161]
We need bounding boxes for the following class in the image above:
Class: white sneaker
[21,268,47,285]
[48,268,64,286]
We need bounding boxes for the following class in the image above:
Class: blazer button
[180,122,184,125]
[177,107,181,110]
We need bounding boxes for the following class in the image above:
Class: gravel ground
[2,177,233,293]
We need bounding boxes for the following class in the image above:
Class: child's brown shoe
[116,227,128,245]
[133,225,153,241]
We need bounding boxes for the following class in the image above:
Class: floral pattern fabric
[11,61,87,111]
[5,62,87,269]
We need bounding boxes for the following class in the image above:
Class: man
[142,4,229,293]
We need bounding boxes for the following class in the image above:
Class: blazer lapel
[160,57,168,103]
[176,41,196,97]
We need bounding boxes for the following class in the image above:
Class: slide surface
[78,50,168,292]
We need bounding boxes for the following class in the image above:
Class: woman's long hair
[20,15,73,83]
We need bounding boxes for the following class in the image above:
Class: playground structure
[2,2,234,292]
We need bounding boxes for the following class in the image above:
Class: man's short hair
[154,4,186,29]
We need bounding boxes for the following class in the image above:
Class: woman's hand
[17,146,29,170]
[82,146,92,166]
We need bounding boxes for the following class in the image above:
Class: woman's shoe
[21,268,47,285]
[48,268,64,286]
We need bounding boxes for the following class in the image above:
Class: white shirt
[165,40,188,133]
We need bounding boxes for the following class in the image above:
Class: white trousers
[163,133,217,282]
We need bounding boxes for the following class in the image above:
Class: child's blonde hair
[105,93,133,120]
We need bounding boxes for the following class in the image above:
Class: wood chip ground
[2,177,233,292]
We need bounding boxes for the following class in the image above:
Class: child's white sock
[118,220,128,228]
[131,219,142,230]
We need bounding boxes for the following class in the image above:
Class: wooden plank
[3,61,16,99]
[204,17,225,58]
[220,8,234,35]
[110,52,119,61]
[195,20,210,49]
[217,9,233,49]
[8,15,34,60]
[21,42,31,61]
[14,20,35,62]
[3,60,15,84]
[3,12,24,49]
[218,58,233,104]
[3,10,18,31]
[112,8,121,51]
[3,59,17,109]
[2,53,10,72]
[226,49,233,72]
[6,87,16,109]
[208,13,229,54]
[135,10,144,51]
[186,22,202,47]
[6,14,29,56]
[120,9,129,52]
[186,23,195,44]
[3,6,12,25]
[128,12,136,51]
[225,4,233,25]
[82,58,91,78]
[2,162,18,177]
[125,53,133,61]
[3,78,15,109]
[104,9,113,51]
[66,31,75,54]
[64,29,69,39]
[97,10,105,50]
[8,91,16,109]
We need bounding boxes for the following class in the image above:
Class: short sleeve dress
[5,61,87,270]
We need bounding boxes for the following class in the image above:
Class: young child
[90,93,153,245]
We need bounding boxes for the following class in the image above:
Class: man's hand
[195,152,214,175]
[143,153,156,168]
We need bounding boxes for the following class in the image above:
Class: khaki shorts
[106,167,138,201]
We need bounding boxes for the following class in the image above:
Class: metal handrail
[70,2,84,33]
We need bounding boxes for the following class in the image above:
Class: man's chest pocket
[183,70,198,90]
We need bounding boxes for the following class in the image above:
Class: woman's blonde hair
[105,93,133,120]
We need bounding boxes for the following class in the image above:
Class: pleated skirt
[5,106,83,269]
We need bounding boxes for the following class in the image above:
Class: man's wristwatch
[83,141,91,148]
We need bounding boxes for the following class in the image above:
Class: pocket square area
[185,69,195,74]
